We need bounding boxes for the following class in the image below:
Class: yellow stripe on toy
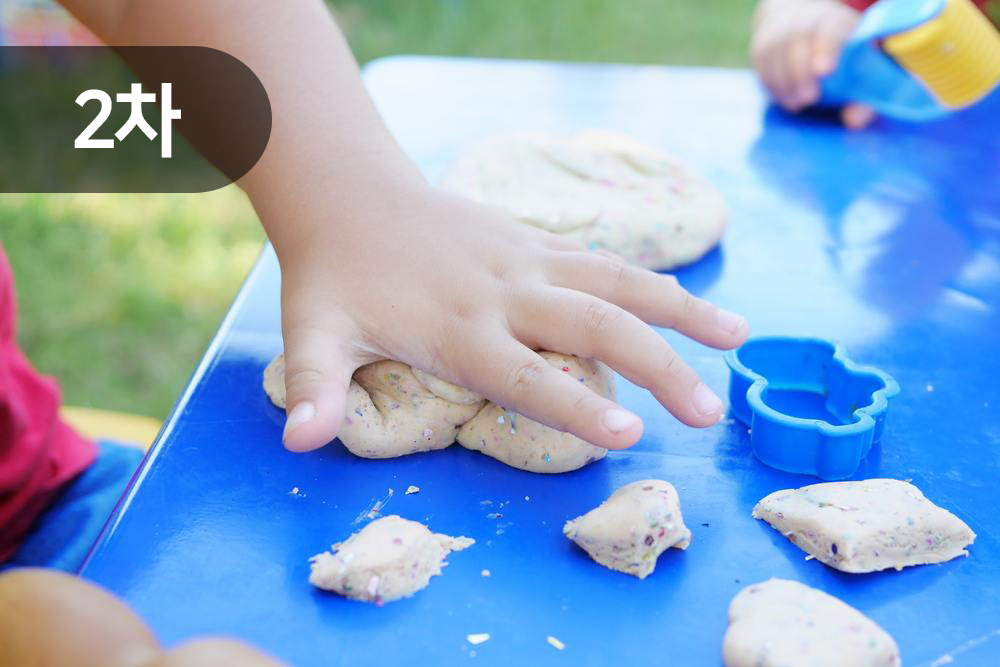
[883,0,1000,109]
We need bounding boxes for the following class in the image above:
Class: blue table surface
[82,58,1000,667]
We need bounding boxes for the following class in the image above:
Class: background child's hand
[263,180,749,454]
[751,0,877,129]
[0,569,286,666]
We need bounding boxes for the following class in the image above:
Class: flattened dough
[443,130,727,270]
[456,353,612,473]
[723,579,900,667]
[309,515,473,603]
[753,478,976,573]
[263,352,613,473]
[563,479,690,578]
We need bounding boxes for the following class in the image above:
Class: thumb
[280,323,357,453]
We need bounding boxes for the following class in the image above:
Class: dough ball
[340,361,485,458]
[262,354,286,409]
[309,515,474,604]
[411,368,484,405]
[262,353,611,474]
[443,130,728,270]
[753,478,976,573]
[563,479,691,579]
[456,353,612,473]
[723,579,900,667]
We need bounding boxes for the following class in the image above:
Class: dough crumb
[405,485,420,495]
[546,636,566,650]
[563,479,690,579]
[466,633,490,645]
[481,569,491,577]
[753,478,975,573]
[309,515,473,603]
[723,579,900,667]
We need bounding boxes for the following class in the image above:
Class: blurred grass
[0,189,263,415]
[335,0,752,66]
[0,0,752,419]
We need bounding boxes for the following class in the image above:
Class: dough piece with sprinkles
[263,353,611,473]
[563,479,690,578]
[443,130,727,270]
[456,353,611,473]
[309,515,473,604]
[339,361,484,458]
[411,368,483,405]
[263,356,483,458]
[753,478,975,573]
[723,579,900,667]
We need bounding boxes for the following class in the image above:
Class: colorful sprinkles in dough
[753,479,976,573]
[443,130,727,270]
[564,479,691,579]
[264,352,612,474]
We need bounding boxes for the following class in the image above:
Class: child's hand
[66,0,748,454]
[263,179,749,453]
[751,0,877,129]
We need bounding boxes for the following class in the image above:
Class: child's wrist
[249,164,432,263]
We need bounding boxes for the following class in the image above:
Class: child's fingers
[156,639,287,666]
[841,102,877,130]
[811,6,860,76]
[0,568,162,667]
[544,251,748,350]
[279,321,358,453]
[456,334,644,450]
[752,37,796,108]
[512,287,726,428]
[787,37,820,109]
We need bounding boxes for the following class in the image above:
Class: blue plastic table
[82,58,1000,666]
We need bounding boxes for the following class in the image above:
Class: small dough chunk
[753,478,976,573]
[340,362,484,458]
[262,354,286,409]
[563,479,691,578]
[456,353,612,473]
[443,130,728,270]
[723,579,900,667]
[309,515,473,603]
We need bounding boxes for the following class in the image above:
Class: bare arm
[59,0,749,452]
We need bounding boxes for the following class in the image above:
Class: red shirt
[844,0,992,11]
[0,245,95,562]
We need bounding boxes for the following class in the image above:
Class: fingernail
[284,402,315,440]
[692,383,724,416]
[603,408,640,434]
[716,308,747,334]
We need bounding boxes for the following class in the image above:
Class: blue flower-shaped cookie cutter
[725,337,900,480]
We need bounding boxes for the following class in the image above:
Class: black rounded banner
[0,46,271,193]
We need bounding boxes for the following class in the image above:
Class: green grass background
[0,0,753,419]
